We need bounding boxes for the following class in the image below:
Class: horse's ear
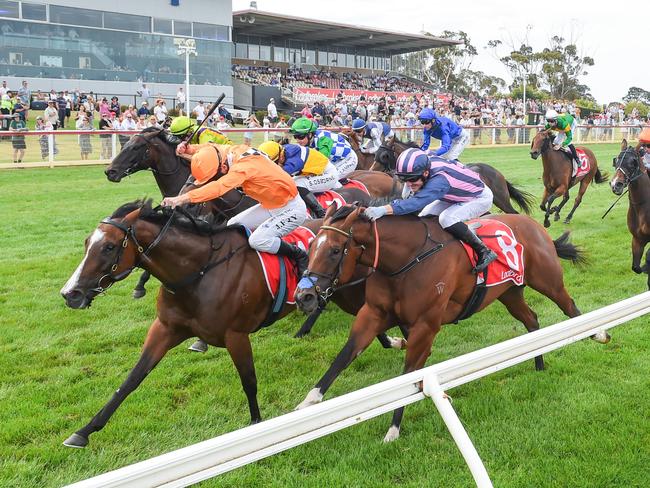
[323,204,338,220]
[621,139,628,150]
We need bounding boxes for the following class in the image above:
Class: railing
[0,125,642,168]
[63,292,650,488]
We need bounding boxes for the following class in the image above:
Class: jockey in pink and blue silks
[363,148,497,272]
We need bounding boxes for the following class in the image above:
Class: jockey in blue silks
[419,107,471,161]
[363,147,497,272]
[351,118,395,154]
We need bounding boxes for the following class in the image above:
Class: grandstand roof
[232,10,460,54]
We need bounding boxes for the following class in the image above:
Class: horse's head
[611,139,645,195]
[105,128,180,182]
[374,144,397,171]
[530,130,552,160]
[295,204,371,314]
[60,201,149,309]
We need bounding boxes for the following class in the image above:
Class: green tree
[537,36,594,99]
[623,87,650,105]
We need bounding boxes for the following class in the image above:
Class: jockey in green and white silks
[544,110,580,171]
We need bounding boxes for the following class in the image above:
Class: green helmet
[169,116,195,136]
[290,117,317,135]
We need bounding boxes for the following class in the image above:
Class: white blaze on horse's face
[61,229,105,295]
[315,234,327,251]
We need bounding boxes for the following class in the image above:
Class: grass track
[1,143,650,487]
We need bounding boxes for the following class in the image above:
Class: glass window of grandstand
[50,6,102,28]
[345,53,355,68]
[248,43,259,60]
[235,42,247,59]
[259,44,271,61]
[0,0,19,18]
[153,18,172,34]
[273,46,285,63]
[318,50,327,66]
[193,22,216,40]
[104,12,150,32]
[21,2,46,21]
[174,20,191,37]
[304,49,315,65]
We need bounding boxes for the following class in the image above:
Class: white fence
[65,291,650,488]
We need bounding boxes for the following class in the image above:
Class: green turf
[1,144,649,487]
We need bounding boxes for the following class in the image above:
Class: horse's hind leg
[63,318,189,448]
[498,286,544,370]
[563,179,590,224]
[133,270,151,299]
[225,331,261,424]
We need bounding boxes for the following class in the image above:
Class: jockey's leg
[439,187,496,273]
[445,129,471,162]
[295,184,325,218]
[568,144,579,164]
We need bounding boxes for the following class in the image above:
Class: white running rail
[65,291,650,488]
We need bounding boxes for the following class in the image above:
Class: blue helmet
[418,107,436,123]
[395,148,430,179]
[351,118,367,131]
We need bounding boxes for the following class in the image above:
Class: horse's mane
[330,204,360,223]
[110,199,150,219]
[393,136,419,149]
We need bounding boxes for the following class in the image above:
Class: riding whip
[601,189,628,219]
[184,92,226,143]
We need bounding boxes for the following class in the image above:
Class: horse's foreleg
[543,193,559,228]
[384,320,438,443]
[294,303,325,338]
[631,237,645,274]
[132,270,151,299]
[539,188,550,213]
[552,192,570,221]
[498,287,544,371]
[225,331,261,424]
[63,319,189,448]
[563,179,589,224]
[295,304,389,410]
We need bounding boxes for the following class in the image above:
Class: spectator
[216,115,231,131]
[137,83,150,104]
[17,80,30,120]
[136,114,148,130]
[138,101,150,117]
[267,97,278,123]
[0,91,11,130]
[44,100,59,129]
[98,97,111,118]
[154,99,168,124]
[98,112,113,159]
[63,91,72,126]
[35,116,57,160]
[0,80,7,98]
[76,115,93,160]
[300,104,312,118]
[147,114,159,128]
[243,113,261,146]
[193,100,206,124]
[10,113,27,163]
[110,96,121,116]
[176,87,185,116]
[119,112,136,148]
[56,92,67,129]
[12,94,26,122]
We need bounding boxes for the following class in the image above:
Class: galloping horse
[530,129,607,228]
[59,200,405,448]
[340,127,376,170]
[610,140,650,289]
[294,205,609,442]
[374,138,535,215]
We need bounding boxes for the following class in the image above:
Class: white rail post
[48,134,55,168]
[112,133,117,159]
[491,127,496,145]
[423,373,493,488]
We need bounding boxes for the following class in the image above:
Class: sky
[232,0,647,104]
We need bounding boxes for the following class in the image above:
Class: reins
[603,147,644,219]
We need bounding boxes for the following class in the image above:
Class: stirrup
[473,249,497,273]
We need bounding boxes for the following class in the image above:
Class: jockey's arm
[316,136,334,159]
[186,167,247,204]
[562,125,573,146]
[390,177,450,215]
[434,130,452,157]
[364,128,382,154]
[421,128,431,151]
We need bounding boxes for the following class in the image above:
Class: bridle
[613,146,643,186]
[116,131,187,179]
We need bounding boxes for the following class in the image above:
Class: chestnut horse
[530,129,608,228]
[59,200,406,448]
[610,140,650,289]
[373,137,535,215]
[294,205,609,442]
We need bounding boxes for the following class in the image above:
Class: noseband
[614,147,643,186]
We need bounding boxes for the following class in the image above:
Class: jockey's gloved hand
[364,206,388,221]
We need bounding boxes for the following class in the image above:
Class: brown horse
[374,137,535,214]
[610,140,650,289]
[294,205,609,442]
[59,200,406,448]
[530,129,608,228]
[340,127,376,170]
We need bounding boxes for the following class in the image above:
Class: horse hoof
[387,336,407,350]
[295,388,323,410]
[188,339,208,353]
[563,219,571,225]
[63,433,88,448]
[544,220,551,228]
[632,265,643,274]
[132,289,146,299]
[591,330,611,344]
[383,425,400,443]
[554,214,560,221]
[294,330,309,339]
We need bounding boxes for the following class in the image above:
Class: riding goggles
[293,133,308,140]
[397,173,424,183]
[419,118,433,125]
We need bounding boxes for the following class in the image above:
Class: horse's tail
[593,168,609,184]
[553,231,588,265]
[505,180,535,215]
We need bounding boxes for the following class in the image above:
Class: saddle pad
[574,148,590,179]
[460,219,525,287]
[256,226,316,304]
[342,179,369,194]
[315,190,347,214]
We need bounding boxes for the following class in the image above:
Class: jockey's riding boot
[277,240,310,277]
[445,221,497,274]
[339,178,350,186]
[297,186,326,218]
[568,144,580,164]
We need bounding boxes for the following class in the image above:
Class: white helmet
[545,109,559,121]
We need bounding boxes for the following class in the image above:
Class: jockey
[544,109,580,170]
[363,148,497,273]
[290,117,358,180]
[419,107,470,161]
[351,118,394,154]
[638,127,650,170]
[161,143,310,275]
[259,140,341,218]
[169,115,233,146]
